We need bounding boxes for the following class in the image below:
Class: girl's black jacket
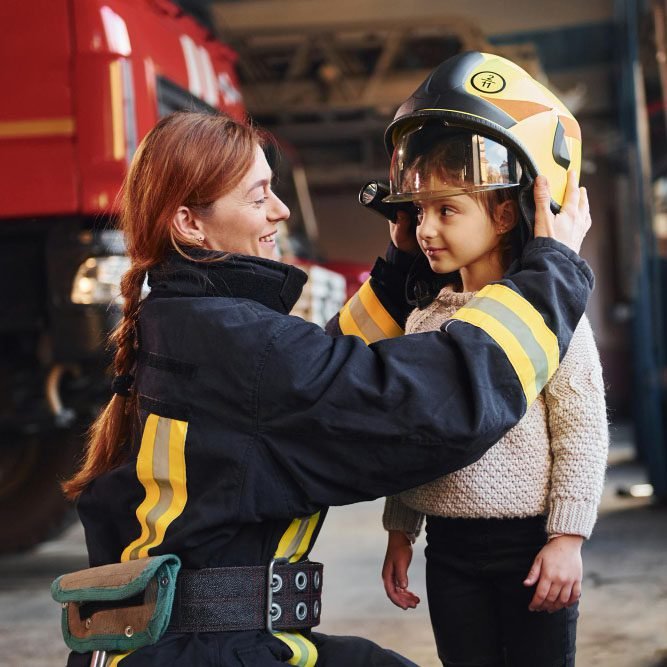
[70,238,593,666]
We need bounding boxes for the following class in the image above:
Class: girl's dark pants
[425,515,578,667]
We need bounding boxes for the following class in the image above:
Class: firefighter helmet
[384,51,581,223]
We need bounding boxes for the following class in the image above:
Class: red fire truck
[0,0,344,553]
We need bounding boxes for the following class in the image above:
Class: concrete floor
[0,424,666,666]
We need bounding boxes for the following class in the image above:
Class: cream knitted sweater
[383,287,609,539]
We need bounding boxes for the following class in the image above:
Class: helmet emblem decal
[471,71,506,94]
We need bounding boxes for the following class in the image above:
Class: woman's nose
[269,193,290,223]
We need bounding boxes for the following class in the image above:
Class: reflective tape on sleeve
[338,279,403,344]
[449,284,559,404]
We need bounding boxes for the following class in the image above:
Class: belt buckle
[266,557,289,633]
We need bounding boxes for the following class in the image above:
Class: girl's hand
[533,170,591,253]
[389,211,420,255]
[381,530,421,610]
[523,534,584,613]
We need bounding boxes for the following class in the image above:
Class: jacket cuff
[547,498,598,539]
[522,238,595,290]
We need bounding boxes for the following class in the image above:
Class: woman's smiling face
[198,144,290,259]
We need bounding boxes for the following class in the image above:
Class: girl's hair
[62,111,262,500]
[474,187,524,270]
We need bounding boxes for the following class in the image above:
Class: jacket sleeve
[544,315,609,538]
[257,238,594,513]
[325,243,418,339]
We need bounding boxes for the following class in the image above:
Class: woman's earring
[195,235,205,245]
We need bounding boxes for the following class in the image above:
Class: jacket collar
[147,250,308,315]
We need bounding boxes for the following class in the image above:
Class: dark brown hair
[63,112,262,499]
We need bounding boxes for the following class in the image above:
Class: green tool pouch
[51,554,181,653]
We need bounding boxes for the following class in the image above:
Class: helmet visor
[385,123,522,203]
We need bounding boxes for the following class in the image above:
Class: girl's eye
[440,206,454,217]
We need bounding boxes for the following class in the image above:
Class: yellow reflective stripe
[273,514,321,665]
[121,414,189,561]
[275,517,304,559]
[148,419,188,555]
[338,279,403,344]
[289,511,320,563]
[121,414,159,561]
[274,632,317,667]
[357,281,403,339]
[478,284,559,378]
[274,632,303,664]
[451,307,539,405]
[274,512,321,562]
[106,652,132,666]
[338,302,370,343]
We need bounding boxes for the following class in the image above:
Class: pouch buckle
[266,557,289,632]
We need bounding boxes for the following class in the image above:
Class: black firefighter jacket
[70,237,593,667]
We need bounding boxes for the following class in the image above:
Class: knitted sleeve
[383,495,425,540]
[544,315,609,538]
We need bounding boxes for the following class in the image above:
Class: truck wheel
[0,430,82,554]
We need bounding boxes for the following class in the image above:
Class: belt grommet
[270,602,282,622]
[295,571,307,591]
[295,602,308,621]
[271,572,283,593]
[313,600,320,618]
[84,618,92,629]
[313,571,321,590]
[124,626,134,638]
[160,576,169,587]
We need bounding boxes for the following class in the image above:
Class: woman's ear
[493,200,519,235]
[172,206,205,245]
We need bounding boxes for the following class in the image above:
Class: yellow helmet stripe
[479,96,551,122]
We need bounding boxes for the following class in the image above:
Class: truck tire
[0,429,82,554]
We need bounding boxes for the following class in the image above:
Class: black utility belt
[168,559,324,633]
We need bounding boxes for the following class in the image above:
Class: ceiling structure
[180,0,618,186]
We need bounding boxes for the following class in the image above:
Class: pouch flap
[51,554,181,603]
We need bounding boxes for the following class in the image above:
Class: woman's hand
[389,211,420,255]
[381,530,421,610]
[533,171,591,253]
[523,534,584,613]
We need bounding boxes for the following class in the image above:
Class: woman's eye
[253,197,267,206]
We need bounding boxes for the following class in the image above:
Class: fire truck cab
[0,0,251,552]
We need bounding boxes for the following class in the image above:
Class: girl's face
[198,144,290,259]
[415,193,505,276]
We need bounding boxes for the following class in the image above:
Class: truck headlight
[70,255,132,305]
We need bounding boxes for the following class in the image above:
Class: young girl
[381,124,608,666]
